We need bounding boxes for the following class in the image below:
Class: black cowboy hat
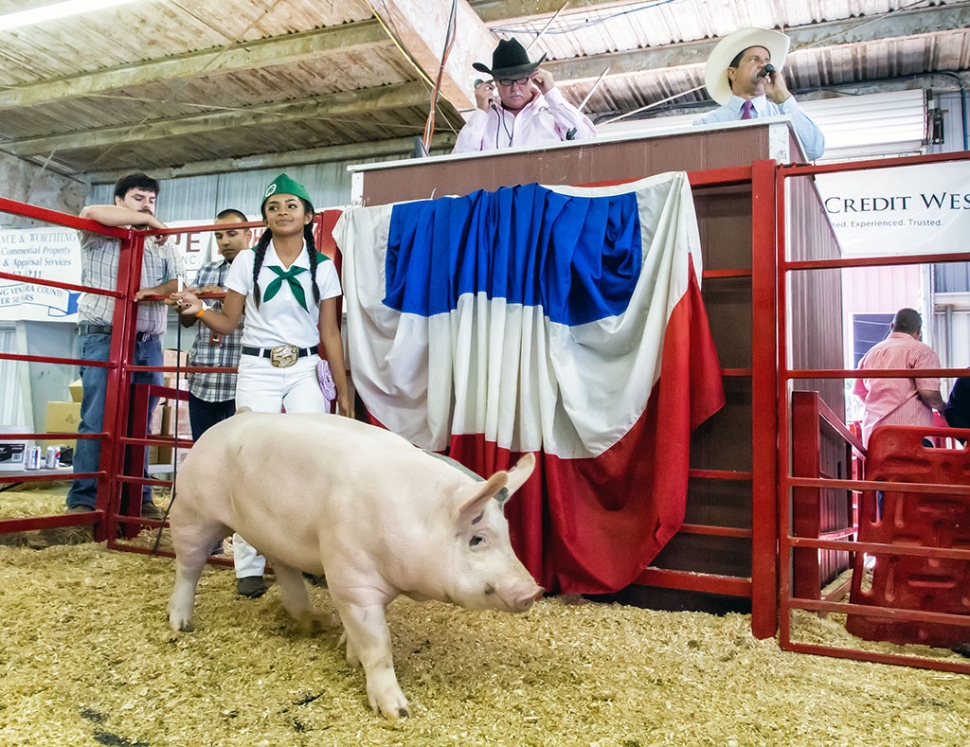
[472,39,547,79]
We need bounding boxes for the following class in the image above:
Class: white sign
[0,226,80,321]
[0,220,240,322]
[815,160,970,256]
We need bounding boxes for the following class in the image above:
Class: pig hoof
[370,683,411,720]
[169,615,194,632]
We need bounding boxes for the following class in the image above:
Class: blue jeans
[66,332,164,510]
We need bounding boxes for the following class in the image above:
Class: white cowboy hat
[704,27,791,105]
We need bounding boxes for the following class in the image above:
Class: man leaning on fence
[66,173,184,520]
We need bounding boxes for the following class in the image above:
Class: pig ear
[503,453,535,497]
[456,472,508,526]
[455,455,537,522]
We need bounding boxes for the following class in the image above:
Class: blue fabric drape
[384,183,642,326]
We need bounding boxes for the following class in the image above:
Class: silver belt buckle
[270,344,299,368]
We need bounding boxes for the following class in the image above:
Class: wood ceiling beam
[84,132,458,184]
[0,0,623,112]
[4,1,965,163]
[369,0,495,110]
[0,20,390,111]
[4,82,432,157]
[4,1,961,117]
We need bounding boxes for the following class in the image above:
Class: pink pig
[167,411,541,719]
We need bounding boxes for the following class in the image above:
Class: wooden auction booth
[347,119,846,640]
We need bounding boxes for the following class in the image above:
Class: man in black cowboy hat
[453,38,595,153]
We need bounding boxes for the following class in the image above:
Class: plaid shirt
[187,257,243,403]
[78,232,184,335]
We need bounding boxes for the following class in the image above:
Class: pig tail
[304,223,321,308]
[251,229,273,308]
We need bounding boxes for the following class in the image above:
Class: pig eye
[469,534,486,548]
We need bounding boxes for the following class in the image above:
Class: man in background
[180,209,250,441]
[852,307,946,449]
[453,38,595,153]
[67,173,183,519]
[694,27,825,161]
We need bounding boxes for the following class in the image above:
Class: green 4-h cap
[261,173,314,213]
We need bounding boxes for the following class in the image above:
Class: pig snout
[510,585,543,613]
[486,575,543,613]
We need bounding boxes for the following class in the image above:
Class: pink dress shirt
[852,332,941,448]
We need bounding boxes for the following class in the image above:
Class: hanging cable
[422,0,458,151]
[152,272,185,555]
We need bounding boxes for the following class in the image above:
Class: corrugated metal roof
[0,0,966,181]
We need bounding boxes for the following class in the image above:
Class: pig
[167,410,541,720]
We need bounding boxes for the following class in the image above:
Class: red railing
[1,197,149,543]
[776,150,970,673]
[6,152,969,671]
[0,202,342,558]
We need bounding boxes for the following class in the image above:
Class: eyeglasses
[496,76,531,88]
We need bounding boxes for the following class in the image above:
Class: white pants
[232,353,330,578]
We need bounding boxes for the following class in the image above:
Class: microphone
[759,63,776,79]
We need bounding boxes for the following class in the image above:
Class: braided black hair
[251,230,272,308]
[252,197,320,309]
[305,222,322,308]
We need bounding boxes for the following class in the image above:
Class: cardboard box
[154,400,191,465]
[44,401,82,448]
[161,401,192,438]
[163,373,190,391]
[150,444,191,470]
[149,403,165,435]
[68,379,83,403]
[163,349,189,368]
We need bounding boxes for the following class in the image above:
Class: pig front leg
[332,597,410,719]
[169,562,205,632]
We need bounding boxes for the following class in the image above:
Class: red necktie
[741,100,754,120]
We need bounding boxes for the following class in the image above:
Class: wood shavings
[2,489,970,744]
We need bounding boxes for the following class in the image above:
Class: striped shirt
[852,332,942,448]
[77,231,184,335]
[186,257,243,403]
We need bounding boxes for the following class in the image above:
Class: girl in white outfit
[173,174,351,597]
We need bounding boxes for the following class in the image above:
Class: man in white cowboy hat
[694,27,824,161]
[453,38,596,153]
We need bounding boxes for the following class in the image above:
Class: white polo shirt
[226,241,341,349]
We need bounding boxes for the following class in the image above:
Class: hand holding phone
[475,80,497,112]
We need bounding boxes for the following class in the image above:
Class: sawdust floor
[2,487,970,746]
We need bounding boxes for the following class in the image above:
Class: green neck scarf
[263,265,309,311]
